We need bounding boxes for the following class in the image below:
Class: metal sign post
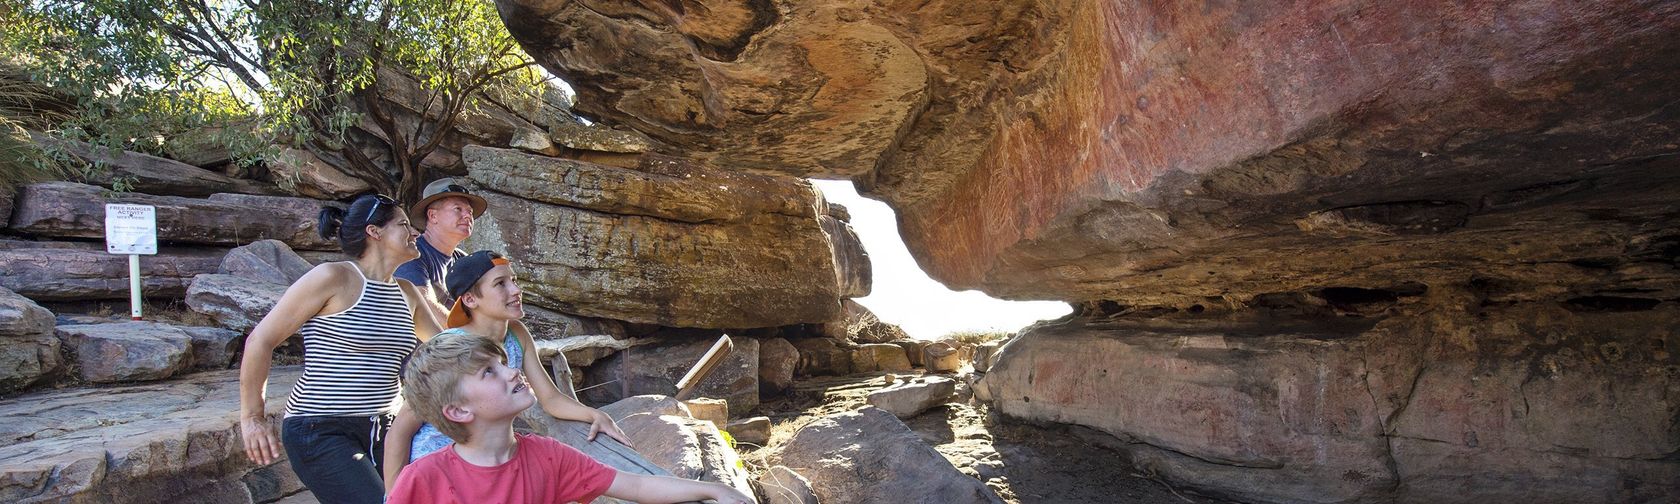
[105,204,158,320]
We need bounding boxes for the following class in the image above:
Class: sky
[810,180,1072,340]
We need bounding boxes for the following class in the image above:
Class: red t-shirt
[388,433,618,504]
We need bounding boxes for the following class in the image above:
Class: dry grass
[941,330,1012,346]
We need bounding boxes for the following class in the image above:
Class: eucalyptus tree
[0,0,542,200]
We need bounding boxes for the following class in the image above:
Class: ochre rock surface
[462,146,851,328]
[495,0,1680,306]
[980,296,1680,503]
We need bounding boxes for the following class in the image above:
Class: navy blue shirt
[394,236,465,306]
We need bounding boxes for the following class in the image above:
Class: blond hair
[401,331,507,443]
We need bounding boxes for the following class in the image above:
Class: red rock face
[497,0,1680,305]
[493,1,1680,500]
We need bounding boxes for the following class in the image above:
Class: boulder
[461,146,842,328]
[757,337,797,395]
[0,240,225,301]
[981,301,1680,503]
[724,416,770,447]
[756,466,818,504]
[821,300,906,343]
[777,407,1003,504]
[971,340,1002,373]
[867,376,957,419]
[602,401,753,497]
[523,305,628,339]
[57,321,193,383]
[0,332,61,395]
[821,213,870,299]
[850,343,911,373]
[0,286,54,337]
[924,342,963,373]
[8,182,339,250]
[583,337,760,415]
[600,394,692,419]
[264,148,371,200]
[218,240,313,285]
[184,274,286,333]
[531,334,633,368]
[682,398,729,430]
[891,339,927,367]
[0,367,303,503]
[34,134,273,197]
[509,127,560,156]
[181,326,242,371]
[791,338,850,377]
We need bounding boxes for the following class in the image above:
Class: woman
[380,250,630,489]
[238,193,444,504]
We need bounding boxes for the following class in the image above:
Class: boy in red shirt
[389,332,755,504]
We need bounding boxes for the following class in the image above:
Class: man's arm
[604,472,755,504]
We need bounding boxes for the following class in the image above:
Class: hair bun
[318,207,348,241]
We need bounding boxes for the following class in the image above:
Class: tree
[1,0,543,201]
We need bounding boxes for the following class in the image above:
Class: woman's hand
[587,408,632,447]
[241,415,283,465]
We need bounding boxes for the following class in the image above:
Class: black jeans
[282,414,393,504]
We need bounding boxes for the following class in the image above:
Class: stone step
[0,366,303,504]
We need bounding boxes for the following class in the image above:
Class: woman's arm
[238,264,343,464]
[396,279,444,341]
[382,405,423,492]
[513,321,631,446]
[604,472,756,504]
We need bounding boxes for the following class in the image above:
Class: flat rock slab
[8,182,339,250]
[867,376,957,419]
[0,240,225,301]
[56,321,195,383]
[0,367,302,503]
[777,407,1004,504]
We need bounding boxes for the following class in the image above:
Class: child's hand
[707,485,757,504]
[588,408,633,447]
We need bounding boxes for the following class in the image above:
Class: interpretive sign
[105,204,158,255]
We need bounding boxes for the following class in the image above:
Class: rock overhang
[494,0,1680,305]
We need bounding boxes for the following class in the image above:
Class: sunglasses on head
[363,194,398,223]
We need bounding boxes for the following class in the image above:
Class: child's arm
[512,320,632,446]
[604,472,756,504]
[382,405,423,492]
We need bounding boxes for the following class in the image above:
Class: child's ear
[443,403,473,424]
[462,292,478,310]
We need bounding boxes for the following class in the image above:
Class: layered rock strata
[0,368,304,504]
[8,182,341,251]
[0,240,224,301]
[462,146,856,328]
[980,293,1680,503]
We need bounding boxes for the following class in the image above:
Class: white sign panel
[105,204,158,255]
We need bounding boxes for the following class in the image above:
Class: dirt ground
[743,372,1238,504]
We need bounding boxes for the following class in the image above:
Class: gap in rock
[809,179,1071,340]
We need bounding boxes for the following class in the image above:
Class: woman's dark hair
[317,194,402,258]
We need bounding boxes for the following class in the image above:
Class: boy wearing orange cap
[382,251,629,489]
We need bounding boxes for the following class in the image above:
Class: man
[395,178,487,309]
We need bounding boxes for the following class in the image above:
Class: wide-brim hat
[410,178,487,231]
[445,250,510,328]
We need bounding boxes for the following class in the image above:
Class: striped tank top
[285,263,418,417]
